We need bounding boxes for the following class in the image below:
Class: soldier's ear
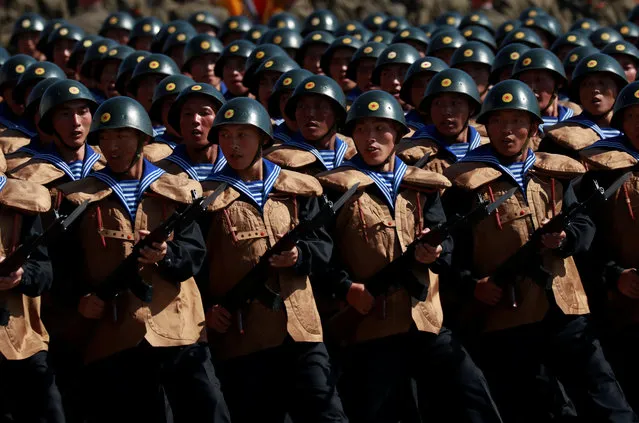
[529,122,539,139]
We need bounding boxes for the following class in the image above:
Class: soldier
[521,15,560,49]
[562,45,599,88]
[425,29,466,64]
[397,69,484,173]
[163,28,196,70]
[0,150,65,423]
[601,40,639,83]
[460,11,496,35]
[370,30,394,45]
[249,54,299,111]
[320,36,363,102]
[541,54,628,159]
[99,12,135,45]
[316,90,502,423]
[362,12,387,32]
[214,40,255,101]
[44,24,85,79]
[260,28,303,59]
[267,68,314,144]
[127,54,180,117]
[450,41,494,102]
[67,35,102,83]
[244,25,269,44]
[399,56,449,133]
[182,34,224,90]
[10,13,46,59]
[489,43,530,84]
[264,75,356,174]
[372,44,421,113]
[494,20,521,46]
[589,28,623,50]
[499,27,543,49]
[96,45,135,99]
[301,9,339,36]
[346,42,387,95]
[550,31,593,63]
[156,82,226,178]
[615,22,639,44]
[443,79,636,423]
[296,31,335,74]
[151,20,194,54]
[55,96,230,423]
[77,38,119,103]
[218,16,252,46]
[189,11,221,36]
[35,19,69,58]
[391,27,430,57]
[460,25,498,52]
[128,16,163,51]
[114,50,151,98]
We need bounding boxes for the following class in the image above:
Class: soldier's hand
[0,256,23,290]
[347,282,374,315]
[78,294,105,319]
[617,269,639,300]
[540,219,566,249]
[474,277,503,306]
[414,229,442,264]
[269,236,299,268]
[206,305,232,333]
[138,230,168,265]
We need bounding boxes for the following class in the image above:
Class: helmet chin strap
[541,91,558,115]
[111,134,146,176]
[307,122,338,148]
[52,127,86,152]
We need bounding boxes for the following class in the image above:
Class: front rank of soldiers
[1,5,639,423]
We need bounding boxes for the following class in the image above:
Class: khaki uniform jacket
[541,120,608,159]
[0,125,31,156]
[444,152,591,332]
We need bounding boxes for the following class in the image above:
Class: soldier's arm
[156,214,207,283]
[554,178,596,258]
[291,194,333,277]
[14,214,52,297]
[421,189,452,274]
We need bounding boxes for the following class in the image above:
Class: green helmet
[245,44,287,83]
[460,26,497,51]
[589,28,623,49]
[115,50,151,94]
[522,15,560,43]
[380,17,410,34]
[426,29,466,55]
[336,21,363,37]
[219,16,252,42]
[435,12,462,28]
[10,13,45,47]
[130,17,163,45]
[611,81,639,129]
[245,25,268,43]
[0,54,37,92]
[39,80,97,134]
[296,31,335,64]
[100,12,135,37]
[419,68,481,116]
[14,62,66,105]
[103,45,135,62]
[320,36,364,79]
[260,28,303,52]
[182,34,223,72]
[80,38,119,79]
[128,54,180,95]
[614,22,639,42]
[268,12,300,31]
[602,41,639,67]
[370,30,394,45]
[249,55,300,96]
[302,10,338,36]
[343,90,408,138]
[476,79,542,125]
[168,83,226,135]
[36,19,67,54]
[151,20,194,53]
[563,45,599,74]
[419,23,437,38]
[25,78,61,118]
[149,74,194,122]
[400,56,449,105]
[363,13,388,32]
[519,7,547,20]
[214,40,256,78]
[570,18,600,33]
[209,97,273,144]
[500,27,543,48]
[162,29,196,56]
[450,41,495,68]
[44,24,85,58]
[551,31,592,55]
[90,96,153,141]
[346,42,387,82]
[511,48,566,85]
[67,35,102,70]
[268,68,314,117]
[285,74,347,124]
[570,53,628,101]
[392,27,430,51]
[372,43,421,85]
[490,43,530,84]
[460,12,495,34]
[188,11,221,33]
[495,20,521,45]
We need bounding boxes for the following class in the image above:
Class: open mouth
[192,129,203,136]
[305,122,320,129]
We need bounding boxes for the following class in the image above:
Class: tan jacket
[543,121,603,154]
[202,169,324,360]
[317,166,451,344]
[144,143,175,164]
[0,127,31,156]
[58,173,207,363]
[445,152,590,332]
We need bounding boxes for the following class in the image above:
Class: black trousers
[217,341,347,423]
[337,327,503,423]
[601,324,639,417]
[475,311,637,423]
[0,351,65,423]
[81,341,230,423]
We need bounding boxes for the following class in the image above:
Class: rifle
[413,152,431,169]
[0,200,90,326]
[491,172,632,309]
[326,187,518,344]
[220,183,360,314]
[93,183,228,306]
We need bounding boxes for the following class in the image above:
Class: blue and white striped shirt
[540,104,574,133]
[245,180,265,208]
[118,179,141,219]
[318,150,337,171]
[68,160,84,181]
[568,114,622,140]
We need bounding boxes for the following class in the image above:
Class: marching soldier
[114,50,151,98]
[189,11,221,36]
[296,30,335,75]
[77,38,119,103]
[163,27,196,70]
[320,36,364,102]
[489,43,530,84]
[218,16,252,46]
[128,16,162,51]
[44,24,85,78]
[267,68,314,145]
[10,13,46,59]
[126,53,180,118]
[260,28,303,59]
[214,40,255,101]
[249,54,299,111]
[425,29,466,65]
[345,41,386,95]
[98,11,135,45]
[392,27,430,57]
[372,43,421,113]
[95,45,135,99]
[601,40,639,84]
[450,41,494,102]
[0,55,38,154]
[182,34,224,90]
[550,31,592,63]
[66,35,101,83]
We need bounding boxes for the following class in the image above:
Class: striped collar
[567,113,621,139]
[90,159,166,222]
[34,144,101,181]
[165,144,227,181]
[586,135,639,161]
[152,125,166,137]
[460,144,537,197]
[205,158,281,211]
[285,132,348,171]
[540,104,574,133]
[411,125,482,161]
[342,154,408,211]
[273,122,296,144]
[0,175,7,193]
[404,109,427,132]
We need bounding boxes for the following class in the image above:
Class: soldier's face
[104,28,130,45]
[99,128,144,174]
[456,63,491,96]
[179,96,218,148]
[578,73,618,116]
[329,48,356,92]
[160,95,179,135]
[51,100,92,148]
[98,60,122,99]
[355,59,377,92]
[17,32,39,56]
[352,117,398,167]
[189,54,221,88]
[218,124,262,171]
[136,74,165,112]
[554,45,575,62]
[486,110,537,158]
[430,93,472,137]
[222,57,248,96]
[613,55,638,83]
[131,36,153,51]
[497,66,513,83]
[194,24,216,37]
[405,41,427,57]
[380,64,409,107]
[433,48,455,65]
[518,69,558,113]
[410,73,434,108]
[279,91,298,131]
[531,28,550,49]
[258,71,282,109]
[295,94,336,141]
[53,39,77,76]
[168,45,186,69]
[623,105,639,149]
[1,87,23,117]
[303,45,327,74]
